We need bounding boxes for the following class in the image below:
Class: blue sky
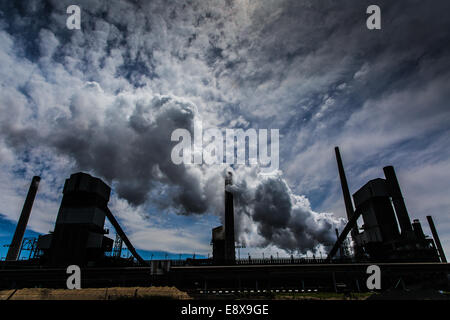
[0,215,206,260]
[0,215,41,260]
[0,0,449,259]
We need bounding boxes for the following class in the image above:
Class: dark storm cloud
[253,178,292,231]
[0,82,212,210]
[229,172,344,253]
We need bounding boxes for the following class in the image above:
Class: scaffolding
[112,233,123,258]
[19,237,39,260]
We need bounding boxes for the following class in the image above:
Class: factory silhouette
[1,147,448,292]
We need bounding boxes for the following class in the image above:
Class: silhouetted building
[330,147,442,262]
[352,166,439,261]
[353,178,400,244]
[37,173,113,266]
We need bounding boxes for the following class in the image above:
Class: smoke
[229,167,346,254]
[2,85,225,212]
[1,81,344,253]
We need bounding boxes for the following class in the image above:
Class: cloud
[108,197,211,253]
[229,167,345,253]
[0,0,449,256]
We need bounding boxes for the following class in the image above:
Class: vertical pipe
[383,166,413,235]
[426,216,447,263]
[6,176,41,261]
[225,172,235,263]
[335,147,358,238]
[412,219,425,240]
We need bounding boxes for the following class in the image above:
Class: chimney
[6,176,41,261]
[335,147,358,238]
[383,166,413,236]
[412,219,425,240]
[224,172,235,263]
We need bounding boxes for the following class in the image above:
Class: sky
[0,0,449,260]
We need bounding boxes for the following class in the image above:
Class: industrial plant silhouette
[1,147,448,292]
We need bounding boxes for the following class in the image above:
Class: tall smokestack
[383,166,413,236]
[335,147,358,238]
[426,216,447,263]
[6,176,41,261]
[224,172,235,263]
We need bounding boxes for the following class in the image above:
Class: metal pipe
[105,207,148,266]
[6,176,41,261]
[335,147,358,238]
[383,166,413,235]
[225,172,236,263]
[426,216,447,263]
[327,208,363,261]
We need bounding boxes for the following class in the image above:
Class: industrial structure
[0,148,449,292]
[6,172,147,267]
[5,176,40,261]
[211,172,236,264]
[36,173,114,266]
[328,147,445,263]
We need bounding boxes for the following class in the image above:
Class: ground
[1,287,449,300]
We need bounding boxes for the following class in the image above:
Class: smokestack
[426,216,447,263]
[335,147,358,238]
[224,172,235,263]
[412,219,425,240]
[6,176,41,261]
[383,166,413,236]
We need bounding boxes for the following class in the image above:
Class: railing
[163,257,356,267]
[236,257,328,265]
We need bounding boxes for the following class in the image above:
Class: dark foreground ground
[1,287,449,300]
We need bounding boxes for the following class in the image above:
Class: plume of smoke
[2,74,346,253]
[228,167,346,254]
[0,83,224,212]
[1,82,344,254]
